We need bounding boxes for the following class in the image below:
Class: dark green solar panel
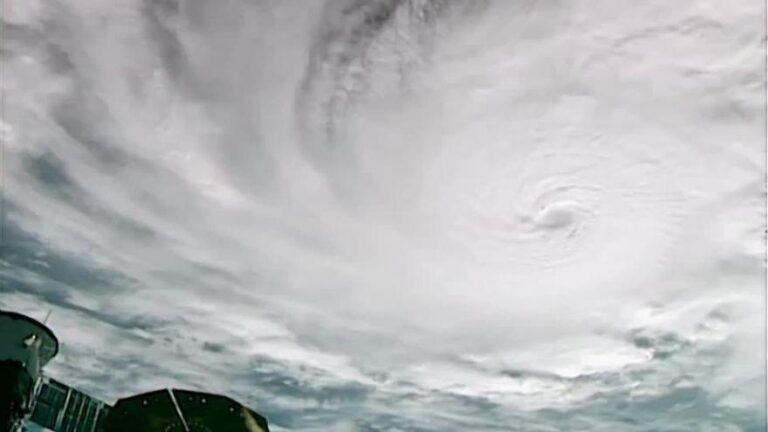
[27,379,109,432]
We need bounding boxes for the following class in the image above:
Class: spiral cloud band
[2,0,765,430]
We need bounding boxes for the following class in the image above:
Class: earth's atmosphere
[2,0,766,431]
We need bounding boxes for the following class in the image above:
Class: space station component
[103,389,270,432]
[27,377,110,432]
[1,310,271,432]
[0,311,59,432]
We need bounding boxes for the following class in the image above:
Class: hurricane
[2,0,765,430]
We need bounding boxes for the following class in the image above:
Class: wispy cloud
[3,0,765,430]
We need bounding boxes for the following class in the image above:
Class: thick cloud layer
[2,0,765,430]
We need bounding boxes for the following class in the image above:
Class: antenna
[166,389,191,432]
[43,309,52,325]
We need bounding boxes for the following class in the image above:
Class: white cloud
[4,0,764,430]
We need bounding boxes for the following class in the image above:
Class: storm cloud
[2,0,765,430]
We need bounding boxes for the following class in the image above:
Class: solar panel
[26,379,108,432]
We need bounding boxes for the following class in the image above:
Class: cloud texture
[2,0,766,430]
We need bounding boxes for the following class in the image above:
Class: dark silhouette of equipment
[27,377,110,431]
[0,310,270,432]
[0,311,59,432]
[104,389,269,432]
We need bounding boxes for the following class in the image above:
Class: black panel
[102,390,180,432]
[104,389,269,432]
[174,390,269,432]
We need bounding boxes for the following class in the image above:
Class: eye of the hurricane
[420,98,691,289]
[441,164,604,269]
[535,202,577,230]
